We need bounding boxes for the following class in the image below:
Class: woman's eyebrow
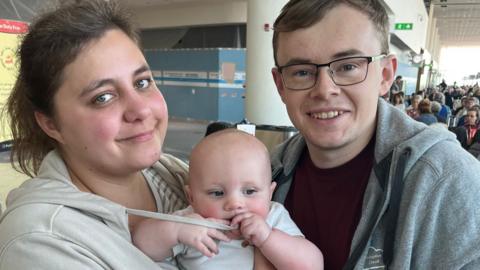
[133,64,151,76]
[80,64,151,97]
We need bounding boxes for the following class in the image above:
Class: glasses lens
[282,64,317,90]
[330,57,369,86]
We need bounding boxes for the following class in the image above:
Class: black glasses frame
[277,54,387,90]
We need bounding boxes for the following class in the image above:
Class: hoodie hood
[1,150,131,240]
[272,98,459,178]
[374,98,459,173]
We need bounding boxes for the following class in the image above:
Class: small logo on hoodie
[364,247,385,269]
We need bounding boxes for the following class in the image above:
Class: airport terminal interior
[1,0,480,206]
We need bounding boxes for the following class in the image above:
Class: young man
[270,0,480,269]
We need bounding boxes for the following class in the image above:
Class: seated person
[406,94,422,118]
[453,107,480,151]
[456,97,480,127]
[431,101,447,123]
[132,129,323,270]
[415,99,437,125]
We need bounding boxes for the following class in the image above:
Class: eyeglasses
[277,54,387,91]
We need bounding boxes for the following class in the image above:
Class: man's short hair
[273,0,390,66]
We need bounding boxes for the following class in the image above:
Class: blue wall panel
[396,62,418,96]
[162,87,219,120]
[145,48,245,122]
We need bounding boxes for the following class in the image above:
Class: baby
[133,129,323,269]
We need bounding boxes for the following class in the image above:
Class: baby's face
[187,157,275,221]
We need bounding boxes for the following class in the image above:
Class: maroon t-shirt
[285,138,374,270]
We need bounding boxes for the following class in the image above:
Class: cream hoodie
[0,150,188,269]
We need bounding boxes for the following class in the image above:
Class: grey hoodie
[271,99,480,269]
[0,150,188,269]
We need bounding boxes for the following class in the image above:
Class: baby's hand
[177,213,230,257]
[230,212,271,248]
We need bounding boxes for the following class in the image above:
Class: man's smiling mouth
[309,111,345,120]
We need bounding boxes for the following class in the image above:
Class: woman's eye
[135,78,152,89]
[93,93,114,104]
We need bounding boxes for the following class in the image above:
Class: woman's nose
[123,91,152,122]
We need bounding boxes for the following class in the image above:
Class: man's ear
[184,185,193,204]
[268,181,277,200]
[379,55,398,97]
[272,67,287,104]
[34,111,65,144]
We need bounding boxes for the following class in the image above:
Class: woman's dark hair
[3,0,139,177]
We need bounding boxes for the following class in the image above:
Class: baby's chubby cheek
[192,204,224,220]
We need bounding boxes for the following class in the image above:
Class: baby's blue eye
[208,190,224,197]
[244,188,257,196]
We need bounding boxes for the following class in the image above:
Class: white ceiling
[426,0,480,45]
[125,0,480,46]
[122,0,232,8]
[2,0,480,46]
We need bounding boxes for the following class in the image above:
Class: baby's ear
[184,185,193,204]
[269,181,277,199]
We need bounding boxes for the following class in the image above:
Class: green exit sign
[395,23,413,30]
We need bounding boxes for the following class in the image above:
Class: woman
[0,1,191,268]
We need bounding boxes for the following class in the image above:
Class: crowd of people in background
[387,78,480,159]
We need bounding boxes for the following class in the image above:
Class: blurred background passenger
[406,94,422,119]
[453,107,480,152]
[392,92,405,111]
[432,92,451,120]
[456,97,479,127]
[431,101,447,124]
[415,99,437,125]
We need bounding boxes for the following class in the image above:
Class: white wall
[384,0,428,54]
[131,1,247,29]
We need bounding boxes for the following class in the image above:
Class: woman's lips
[119,130,154,142]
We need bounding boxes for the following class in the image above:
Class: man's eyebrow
[331,49,364,59]
[282,58,314,66]
[80,64,151,97]
[280,49,366,66]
